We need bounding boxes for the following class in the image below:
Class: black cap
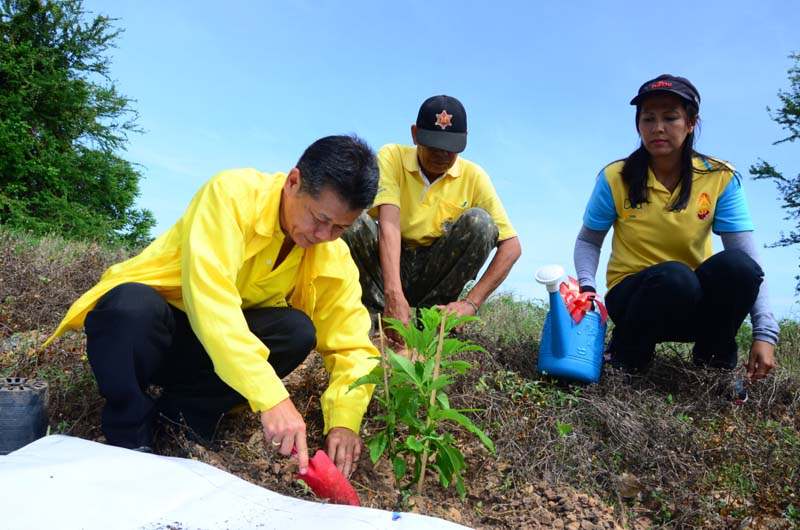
[415,95,467,153]
[630,74,701,107]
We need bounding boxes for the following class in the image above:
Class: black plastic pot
[0,377,49,455]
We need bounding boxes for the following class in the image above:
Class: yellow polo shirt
[45,169,377,434]
[370,144,516,247]
[583,156,754,290]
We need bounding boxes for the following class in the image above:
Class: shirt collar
[401,146,463,179]
[647,156,715,192]
[254,172,288,237]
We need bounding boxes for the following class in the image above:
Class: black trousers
[605,249,763,371]
[84,283,316,448]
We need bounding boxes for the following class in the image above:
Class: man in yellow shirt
[45,135,379,476]
[344,95,521,332]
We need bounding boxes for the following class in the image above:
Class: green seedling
[350,307,494,499]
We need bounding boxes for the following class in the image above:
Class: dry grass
[2,226,799,529]
[462,295,800,528]
[0,227,133,336]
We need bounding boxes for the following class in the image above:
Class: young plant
[350,307,494,498]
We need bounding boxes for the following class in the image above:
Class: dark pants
[342,208,499,313]
[605,249,763,371]
[84,283,315,449]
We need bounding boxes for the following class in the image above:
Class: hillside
[1,227,799,529]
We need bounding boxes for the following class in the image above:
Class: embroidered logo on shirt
[697,193,711,220]
[623,199,643,210]
[435,110,453,130]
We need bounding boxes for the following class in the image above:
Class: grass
[460,290,800,529]
[2,224,800,529]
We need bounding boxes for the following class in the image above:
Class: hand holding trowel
[262,400,360,506]
[293,446,360,506]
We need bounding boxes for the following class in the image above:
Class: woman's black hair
[621,98,720,211]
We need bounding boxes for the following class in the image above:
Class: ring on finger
[271,439,281,447]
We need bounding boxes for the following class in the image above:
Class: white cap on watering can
[535,265,565,293]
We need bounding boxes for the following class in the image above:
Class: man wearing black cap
[344,95,521,335]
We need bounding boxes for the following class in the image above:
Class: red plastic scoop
[294,448,360,506]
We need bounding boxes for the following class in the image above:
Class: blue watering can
[535,265,607,383]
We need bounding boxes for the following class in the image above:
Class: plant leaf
[348,373,383,392]
[557,421,574,437]
[433,408,495,453]
[368,433,388,464]
[388,350,422,386]
[392,455,407,480]
[405,435,425,453]
[430,374,454,391]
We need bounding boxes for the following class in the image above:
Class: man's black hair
[296,135,379,211]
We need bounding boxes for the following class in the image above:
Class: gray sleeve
[574,225,608,291]
[720,231,780,345]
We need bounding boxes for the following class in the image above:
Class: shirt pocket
[436,199,467,227]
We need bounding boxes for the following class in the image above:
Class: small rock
[446,507,462,523]
[615,472,642,499]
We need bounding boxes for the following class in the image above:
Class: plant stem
[416,313,447,496]
[377,313,391,406]
[377,314,398,492]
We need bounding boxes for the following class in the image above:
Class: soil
[150,357,633,530]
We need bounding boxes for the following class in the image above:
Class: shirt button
[266,259,273,265]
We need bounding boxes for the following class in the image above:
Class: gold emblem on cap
[435,110,453,130]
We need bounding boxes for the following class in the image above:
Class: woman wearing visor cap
[573,74,778,380]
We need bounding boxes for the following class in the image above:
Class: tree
[750,53,800,293]
[0,0,154,246]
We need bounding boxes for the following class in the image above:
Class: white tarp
[0,435,471,530]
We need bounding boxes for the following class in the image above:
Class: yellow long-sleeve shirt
[45,169,377,434]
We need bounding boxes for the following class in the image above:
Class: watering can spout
[535,265,570,358]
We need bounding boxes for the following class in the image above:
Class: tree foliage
[750,53,800,293]
[0,0,154,246]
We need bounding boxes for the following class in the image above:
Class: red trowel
[293,448,360,506]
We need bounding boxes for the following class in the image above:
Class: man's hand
[435,299,478,333]
[383,289,411,345]
[437,299,478,319]
[746,339,776,382]
[324,426,362,477]
[261,398,308,474]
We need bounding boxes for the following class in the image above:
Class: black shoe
[604,333,653,373]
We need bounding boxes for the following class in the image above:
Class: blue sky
[84,0,800,318]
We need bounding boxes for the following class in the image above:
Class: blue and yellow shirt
[583,156,753,290]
